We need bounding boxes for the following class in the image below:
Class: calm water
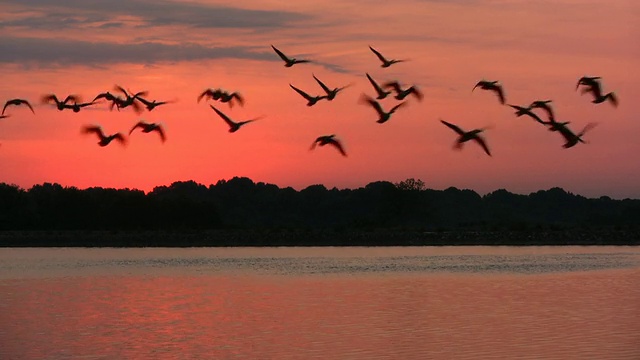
[1,246,639,359]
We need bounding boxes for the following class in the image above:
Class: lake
[1,246,639,359]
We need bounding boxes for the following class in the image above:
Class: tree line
[1,177,638,234]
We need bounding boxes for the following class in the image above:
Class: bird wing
[154,125,166,142]
[129,121,145,135]
[365,97,384,115]
[41,94,58,104]
[473,136,491,156]
[82,125,104,138]
[113,133,127,145]
[440,119,466,136]
[210,105,236,127]
[492,85,505,104]
[472,81,485,92]
[608,92,618,107]
[383,81,402,93]
[578,122,598,137]
[289,84,312,101]
[369,46,388,63]
[271,45,291,62]
[64,95,81,104]
[313,74,331,95]
[134,95,152,106]
[231,93,244,106]
[114,85,129,97]
[410,86,424,100]
[389,101,407,113]
[197,89,214,103]
[329,139,347,156]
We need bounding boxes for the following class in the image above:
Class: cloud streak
[1,0,309,30]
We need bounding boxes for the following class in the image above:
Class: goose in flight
[93,91,123,111]
[580,80,618,107]
[369,46,406,68]
[63,101,96,113]
[210,105,260,133]
[271,45,311,67]
[529,100,555,121]
[507,104,544,124]
[576,76,601,90]
[555,122,597,148]
[310,134,347,157]
[440,119,491,156]
[541,116,570,132]
[82,125,127,147]
[41,94,80,111]
[472,80,505,104]
[198,88,244,108]
[2,99,35,115]
[384,81,423,101]
[134,95,174,111]
[360,94,407,124]
[313,74,350,100]
[114,85,146,113]
[365,73,391,99]
[289,84,327,106]
[129,121,166,142]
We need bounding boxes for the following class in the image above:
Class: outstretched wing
[154,125,166,142]
[329,139,347,157]
[82,125,104,138]
[440,119,466,136]
[289,84,312,101]
[271,45,291,62]
[369,46,388,63]
[129,121,145,135]
[210,105,236,128]
[389,101,407,113]
[313,74,331,95]
[492,85,505,104]
[473,136,491,156]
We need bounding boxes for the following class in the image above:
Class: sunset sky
[1,0,639,198]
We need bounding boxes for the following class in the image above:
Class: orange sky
[1,0,639,198]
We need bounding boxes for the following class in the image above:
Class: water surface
[1,246,638,359]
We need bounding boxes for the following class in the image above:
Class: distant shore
[1,229,638,247]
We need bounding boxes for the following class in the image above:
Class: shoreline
[1,229,638,247]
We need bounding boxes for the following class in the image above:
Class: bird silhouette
[555,122,597,148]
[313,74,350,100]
[198,88,244,108]
[472,80,505,104]
[576,76,601,90]
[507,104,545,124]
[360,94,407,124]
[210,105,260,133]
[289,84,328,106]
[129,121,166,142]
[82,125,127,147]
[365,73,391,99]
[134,95,174,111]
[93,91,123,111]
[310,135,347,156]
[369,46,406,68]
[383,81,423,101]
[114,85,146,113]
[271,45,311,67]
[63,101,96,113]
[41,94,81,111]
[440,119,491,156]
[580,80,618,107]
[2,99,34,115]
[529,100,555,121]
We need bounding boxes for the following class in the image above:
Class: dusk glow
[1,0,639,198]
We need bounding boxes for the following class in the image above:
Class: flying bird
[313,74,350,100]
[507,104,545,124]
[580,80,618,107]
[529,100,555,121]
[440,119,491,156]
[365,73,391,99]
[360,94,407,124]
[198,88,244,108]
[210,105,260,133]
[271,45,311,67]
[41,94,81,111]
[310,135,347,157]
[134,95,174,111]
[369,46,406,68]
[129,121,166,142]
[472,80,505,104]
[289,84,328,106]
[555,122,598,148]
[114,85,146,113]
[383,81,423,101]
[93,91,123,111]
[82,125,127,147]
[63,101,96,113]
[576,76,601,90]
[2,99,34,115]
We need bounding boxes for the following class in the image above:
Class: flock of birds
[0,45,618,157]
